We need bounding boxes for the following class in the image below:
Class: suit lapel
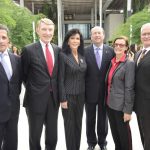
[8,53,15,80]
[89,45,99,69]
[137,50,150,68]
[35,42,50,75]
[51,43,58,76]
[0,62,8,80]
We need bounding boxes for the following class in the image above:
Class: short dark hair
[0,24,9,37]
[62,28,84,56]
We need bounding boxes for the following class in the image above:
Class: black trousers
[136,111,150,150]
[62,94,84,150]
[85,102,108,148]
[26,94,59,150]
[0,112,19,150]
[107,107,132,150]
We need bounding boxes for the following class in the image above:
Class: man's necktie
[45,44,53,76]
[137,49,147,65]
[95,48,101,69]
[0,53,12,80]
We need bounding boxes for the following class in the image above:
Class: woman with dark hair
[59,28,87,150]
[106,36,135,150]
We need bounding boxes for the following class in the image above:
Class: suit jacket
[106,58,135,114]
[85,44,114,103]
[0,52,21,122]
[59,52,87,102]
[21,41,60,113]
[134,50,150,114]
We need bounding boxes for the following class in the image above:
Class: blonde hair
[36,18,55,28]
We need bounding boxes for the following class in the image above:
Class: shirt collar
[142,46,150,52]
[40,40,50,47]
[93,44,103,51]
[112,54,126,64]
[0,49,9,57]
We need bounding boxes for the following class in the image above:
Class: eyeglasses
[113,43,126,48]
[141,33,150,37]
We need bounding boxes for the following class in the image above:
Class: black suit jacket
[21,41,60,113]
[0,52,22,122]
[85,44,114,103]
[134,50,150,114]
[59,52,87,102]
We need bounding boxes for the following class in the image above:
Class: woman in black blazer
[106,36,135,150]
[59,29,87,150]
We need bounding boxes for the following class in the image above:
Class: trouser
[107,106,132,150]
[62,94,84,150]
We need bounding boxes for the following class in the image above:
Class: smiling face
[68,33,80,51]
[113,39,128,56]
[141,24,150,48]
[36,19,55,44]
[91,26,105,46]
[0,29,9,53]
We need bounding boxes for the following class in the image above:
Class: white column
[20,0,24,7]
[127,0,132,17]
[91,8,94,27]
[32,2,34,14]
[94,0,97,26]
[99,0,102,27]
[57,0,63,46]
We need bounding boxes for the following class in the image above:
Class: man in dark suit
[85,26,114,150]
[21,18,60,150]
[0,24,22,150]
[134,23,150,150]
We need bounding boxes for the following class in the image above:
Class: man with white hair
[21,18,60,150]
[134,23,150,150]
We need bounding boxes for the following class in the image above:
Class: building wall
[104,14,124,44]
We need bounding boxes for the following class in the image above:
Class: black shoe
[101,146,107,150]
[87,145,95,150]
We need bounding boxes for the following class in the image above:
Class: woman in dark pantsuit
[59,29,87,150]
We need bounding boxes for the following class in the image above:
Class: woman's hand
[61,101,68,109]
[123,113,131,122]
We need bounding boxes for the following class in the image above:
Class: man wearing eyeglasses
[134,23,150,150]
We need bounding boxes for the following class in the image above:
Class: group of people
[0,17,150,150]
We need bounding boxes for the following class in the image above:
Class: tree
[112,7,150,45]
[0,0,45,50]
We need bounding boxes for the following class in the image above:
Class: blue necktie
[95,48,101,69]
[0,53,12,80]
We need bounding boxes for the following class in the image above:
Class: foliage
[0,0,45,50]
[112,7,150,45]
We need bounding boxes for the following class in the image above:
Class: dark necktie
[137,49,147,65]
[45,44,53,76]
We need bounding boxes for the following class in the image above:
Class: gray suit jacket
[106,58,135,114]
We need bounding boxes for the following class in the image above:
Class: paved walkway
[18,87,143,150]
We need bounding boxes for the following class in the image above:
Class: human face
[113,39,127,56]
[141,25,150,48]
[68,33,80,51]
[91,27,104,46]
[0,29,9,53]
[36,22,54,44]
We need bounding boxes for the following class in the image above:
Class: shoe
[87,145,95,150]
[101,146,107,150]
